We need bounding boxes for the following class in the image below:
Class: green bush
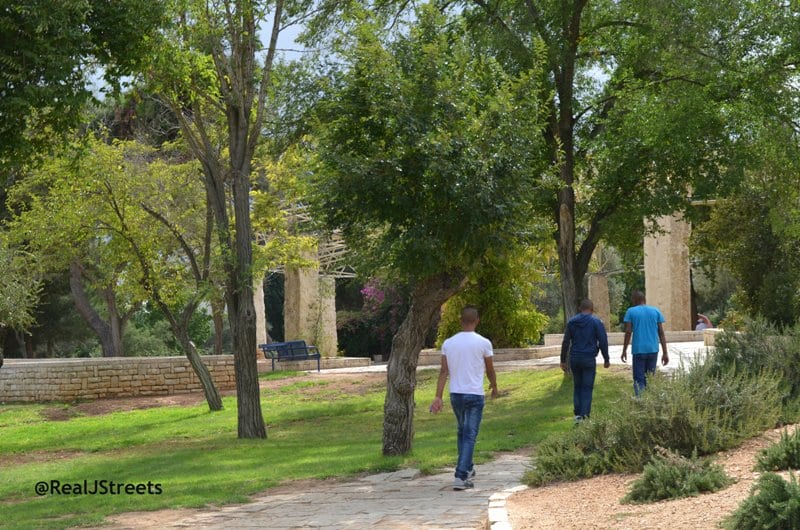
[708,321,800,420]
[524,366,783,487]
[622,447,732,504]
[725,472,800,530]
[757,429,800,472]
[436,247,549,348]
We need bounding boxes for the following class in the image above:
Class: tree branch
[140,203,203,282]
[469,0,534,61]
[251,0,284,156]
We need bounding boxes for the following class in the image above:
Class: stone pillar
[284,260,319,345]
[254,272,268,348]
[588,274,611,330]
[644,214,692,331]
[316,276,338,357]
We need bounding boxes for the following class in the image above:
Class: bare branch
[251,0,284,156]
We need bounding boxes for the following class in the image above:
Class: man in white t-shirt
[430,306,498,490]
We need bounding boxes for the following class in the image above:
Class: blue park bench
[258,340,321,372]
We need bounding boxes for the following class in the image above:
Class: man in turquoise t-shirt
[621,291,669,395]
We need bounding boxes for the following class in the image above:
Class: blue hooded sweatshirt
[560,312,609,363]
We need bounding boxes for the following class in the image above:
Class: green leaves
[0,0,166,177]
[313,7,549,281]
[6,136,210,311]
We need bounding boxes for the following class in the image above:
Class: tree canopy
[0,0,165,176]
[312,6,550,454]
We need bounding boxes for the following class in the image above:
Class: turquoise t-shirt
[623,305,665,354]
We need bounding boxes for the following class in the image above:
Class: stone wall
[543,330,708,346]
[0,356,236,403]
[418,345,561,366]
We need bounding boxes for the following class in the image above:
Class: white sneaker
[453,477,474,490]
[467,468,476,479]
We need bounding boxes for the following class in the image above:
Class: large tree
[143,0,294,437]
[6,136,224,410]
[313,8,549,455]
[693,121,800,327]
[450,0,800,319]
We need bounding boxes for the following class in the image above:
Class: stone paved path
[164,454,528,529]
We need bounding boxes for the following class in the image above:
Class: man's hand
[429,396,443,413]
[621,350,628,363]
[603,359,610,369]
[490,385,499,399]
[661,352,669,366]
[560,362,568,373]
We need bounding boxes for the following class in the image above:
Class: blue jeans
[570,354,597,418]
[632,353,658,395]
[450,393,485,480]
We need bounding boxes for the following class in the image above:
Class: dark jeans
[450,393,485,480]
[632,353,658,395]
[570,355,597,418]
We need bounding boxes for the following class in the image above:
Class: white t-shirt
[441,331,493,395]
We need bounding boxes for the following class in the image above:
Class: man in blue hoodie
[560,299,610,422]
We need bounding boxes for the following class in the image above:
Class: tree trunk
[212,297,226,356]
[382,272,465,456]
[553,1,588,324]
[69,260,122,357]
[229,286,265,437]
[230,167,267,438]
[557,187,580,322]
[177,329,223,411]
[104,287,126,357]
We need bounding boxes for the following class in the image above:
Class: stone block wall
[0,356,237,403]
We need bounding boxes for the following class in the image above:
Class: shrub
[708,320,800,421]
[436,247,549,348]
[622,447,732,504]
[757,429,800,472]
[725,472,800,530]
[524,366,782,487]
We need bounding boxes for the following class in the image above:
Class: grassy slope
[0,368,629,529]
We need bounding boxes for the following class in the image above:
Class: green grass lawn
[0,367,630,529]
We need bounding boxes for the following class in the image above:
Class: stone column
[254,272,268,349]
[644,214,692,331]
[588,274,611,330]
[316,276,339,357]
[283,260,319,344]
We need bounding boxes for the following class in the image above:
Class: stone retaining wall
[0,355,375,403]
[0,356,238,403]
[418,345,561,366]
[543,330,710,347]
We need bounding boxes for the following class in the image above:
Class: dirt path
[507,425,797,530]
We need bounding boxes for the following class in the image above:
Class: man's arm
[622,321,632,363]
[485,356,499,399]
[560,325,572,372]
[598,321,610,368]
[430,356,449,413]
[658,322,669,366]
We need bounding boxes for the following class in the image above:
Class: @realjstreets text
[35,480,162,496]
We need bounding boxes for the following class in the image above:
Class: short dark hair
[579,299,594,312]
[460,306,479,324]
[631,290,646,305]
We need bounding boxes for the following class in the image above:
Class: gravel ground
[507,425,797,530]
